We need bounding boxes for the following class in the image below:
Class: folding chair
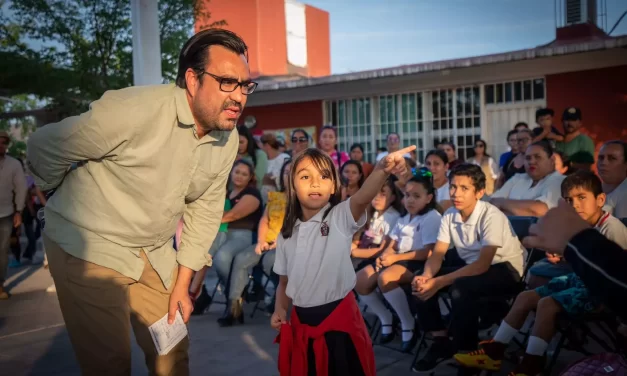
[249,259,278,319]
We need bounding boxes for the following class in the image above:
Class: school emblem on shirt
[320,222,329,236]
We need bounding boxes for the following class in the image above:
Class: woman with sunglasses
[289,129,310,156]
[467,139,498,195]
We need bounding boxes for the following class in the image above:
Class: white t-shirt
[596,211,627,249]
[492,171,565,209]
[363,207,401,245]
[604,178,627,219]
[376,151,412,162]
[261,152,290,202]
[468,157,499,179]
[390,210,441,253]
[437,201,525,276]
[274,199,367,307]
[436,182,450,202]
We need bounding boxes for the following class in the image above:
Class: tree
[1,0,225,115]
[0,95,40,158]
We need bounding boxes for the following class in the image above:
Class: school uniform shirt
[596,211,627,249]
[491,171,565,209]
[437,201,525,277]
[389,210,442,253]
[274,198,367,307]
[603,178,627,219]
[361,207,400,246]
[437,182,450,202]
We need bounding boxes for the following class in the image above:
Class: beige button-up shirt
[27,84,238,288]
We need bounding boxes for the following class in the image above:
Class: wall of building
[305,5,331,77]
[546,65,627,154]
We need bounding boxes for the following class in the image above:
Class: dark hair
[438,140,457,152]
[176,29,248,89]
[386,132,400,141]
[281,149,341,238]
[237,125,259,166]
[278,158,292,192]
[406,172,438,215]
[448,163,486,191]
[382,176,405,215]
[506,129,518,141]
[229,159,257,188]
[350,143,364,154]
[340,160,365,188]
[514,122,529,129]
[377,147,387,153]
[320,125,341,165]
[260,133,281,149]
[527,140,554,157]
[554,150,572,175]
[291,128,310,140]
[535,108,555,121]
[425,149,449,165]
[561,170,603,198]
[404,157,417,169]
[473,139,491,158]
[601,140,627,162]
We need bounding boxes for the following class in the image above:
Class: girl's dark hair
[278,158,292,192]
[527,140,554,157]
[176,29,248,89]
[339,160,365,188]
[237,125,259,166]
[506,129,518,140]
[281,149,341,238]
[473,139,491,158]
[425,149,449,165]
[350,143,364,153]
[229,159,257,188]
[383,176,405,215]
[406,168,438,215]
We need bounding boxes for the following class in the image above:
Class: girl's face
[473,141,486,156]
[293,156,336,212]
[404,181,433,216]
[238,135,248,155]
[438,144,456,162]
[282,162,292,190]
[525,145,554,181]
[425,155,448,180]
[342,164,361,186]
[291,131,309,154]
[350,147,364,162]
[372,185,395,212]
[319,129,336,152]
[231,163,252,188]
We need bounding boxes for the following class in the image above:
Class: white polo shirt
[274,198,367,307]
[437,182,450,202]
[363,207,401,245]
[492,171,565,209]
[604,178,627,219]
[390,210,442,253]
[596,211,627,249]
[437,201,525,276]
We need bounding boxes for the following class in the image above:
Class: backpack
[560,353,627,376]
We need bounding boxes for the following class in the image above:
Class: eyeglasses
[291,137,308,143]
[199,71,258,95]
[411,167,433,180]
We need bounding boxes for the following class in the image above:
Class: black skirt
[294,300,367,376]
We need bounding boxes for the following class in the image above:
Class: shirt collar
[452,200,485,225]
[295,203,331,227]
[594,211,611,228]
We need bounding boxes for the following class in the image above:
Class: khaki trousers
[44,234,189,376]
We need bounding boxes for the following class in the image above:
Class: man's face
[564,119,582,134]
[186,45,251,133]
[387,134,400,152]
[597,144,626,185]
[0,137,8,156]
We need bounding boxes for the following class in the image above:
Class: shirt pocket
[186,165,217,202]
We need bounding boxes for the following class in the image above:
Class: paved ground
[0,243,591,376]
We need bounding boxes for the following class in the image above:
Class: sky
[304,0,627,74]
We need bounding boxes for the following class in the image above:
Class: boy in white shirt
[410,164,525,374]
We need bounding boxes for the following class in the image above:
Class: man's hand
[255,242,270,255]
[168,285,193,324]
[13,212,22,228]
[413,277,442,301]
[379,253,398,268]
[270,308,287,331]
[523,200,590,255]
[377,146,416,175]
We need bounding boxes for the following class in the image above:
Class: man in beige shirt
[26,29,257,376]
[0,131,27,299]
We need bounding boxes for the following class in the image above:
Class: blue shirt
[499,151,513,168]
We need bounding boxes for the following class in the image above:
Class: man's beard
[194,101,241,132]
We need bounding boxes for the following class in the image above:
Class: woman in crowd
[289,128,310,157]
[259,133,290,202]
[318,125,349,169]
[438,141,463,170]
[467,139,499,195]
[212,159,264,325]
[350,143,374,178]
[500,128,533,186]
[425,149,452,211]
[237,125,267,190]
[341,160,365,200]
[490,141,565,217]
[219,159,292,326]
[356,168,441,352]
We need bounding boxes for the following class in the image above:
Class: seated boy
[454,171,627,376]
[410,164,525,374]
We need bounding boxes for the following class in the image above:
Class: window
[484,78,545,105]
[379,93,425,162]
[324,98,374,162]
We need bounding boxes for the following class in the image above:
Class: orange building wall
[241,100,324,132]
[546,66,627,156]
[257,0,288,76]
[305,5,331,77]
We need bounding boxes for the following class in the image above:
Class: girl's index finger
[391,145,417,156]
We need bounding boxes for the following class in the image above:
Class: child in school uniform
[454,170,627,376]
[272,146,415,376]
[410,164,525,374]
[356,168,441,352]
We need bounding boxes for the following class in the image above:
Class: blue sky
[305,0,627,74]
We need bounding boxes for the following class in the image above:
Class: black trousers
[295,300,366,376]
[414,249,521,351]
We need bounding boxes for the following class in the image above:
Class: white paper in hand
[148,311,188,356]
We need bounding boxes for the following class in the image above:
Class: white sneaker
[46,284,56,293]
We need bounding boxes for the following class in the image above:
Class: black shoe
[217,298,245,327]
[379,327,396,344]
[401,329,419,353]
[191,285,212,316]
[412,336,454,374]
[246,283,266,303]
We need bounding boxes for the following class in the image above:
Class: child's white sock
[383,287,415,342]
[526,336,549,356]
[359,292,393,334]
[493,321,519,344]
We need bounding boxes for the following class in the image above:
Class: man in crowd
[556,107,595,160]
[0,131,27,300]
[26,29,253,375]
[598,140,627,218]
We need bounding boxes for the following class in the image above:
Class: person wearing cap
[556,107,595,159]
[0,131,27,300]
[531,108,563,147]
